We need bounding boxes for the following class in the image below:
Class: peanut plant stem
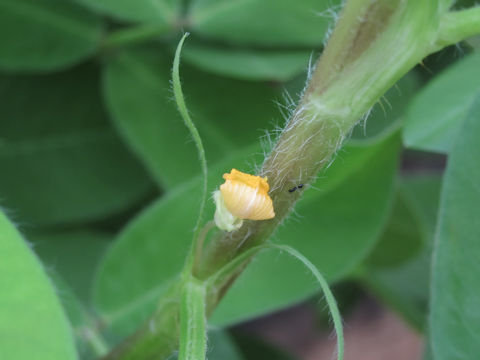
[104,1,480,358]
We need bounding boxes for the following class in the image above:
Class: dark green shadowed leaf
[207,330,244,360]
[233,334,295,360]
[75,0,179,25]
[0,211,78,360]
[211,131,400,326]
[430,95,480,359]
[103,47,282,188]
[51,274,110,359]
[360,175,442,331]
[0,0,103,72]
[404,51,480,153]
[365,188,423,268]
[182,43,312,81]
[187,0,341,46]
[30,230,110,303]
[0,64,154,225]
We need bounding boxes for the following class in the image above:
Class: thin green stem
[272,245,344,360]
[172,33,209,273]
[82,327,110,357]
[436,6,480,48]
[178,278,207,360]
[207,245,266,286]
[103,23,172,49]
[206,243,344,360]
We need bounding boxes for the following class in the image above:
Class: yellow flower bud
[214,169,275,231]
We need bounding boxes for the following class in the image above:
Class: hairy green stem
[178,278,207,360]
[198,0,438,277]
[103,1,480,358]
[173,33,209,275]
[272,245,344,360]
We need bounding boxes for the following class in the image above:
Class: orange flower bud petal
[219,169,275,221]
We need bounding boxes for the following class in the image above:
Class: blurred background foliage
[0,0,479,359]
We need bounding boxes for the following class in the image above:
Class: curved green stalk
[172,33,209,272]
[271,245,344,360]
[206,243,344,360]
[436,6,480,49]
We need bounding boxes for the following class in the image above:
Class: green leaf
[93,129,400,337]
[0,64,154,225]
[103,47,282,188]
[0,0,103,72]
[0,211,78,360]
[430,95,480,358]
[188,0,341,46]
[76,0,179,24]
[403,51,480,153]
[365,187,423,269]
[211,132,400,326]
[182,42,311,81]
[207,331,244,360]
[30,230,110,303]
[52,274,110,359]
[360,175,442,331]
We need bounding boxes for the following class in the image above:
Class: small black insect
[288,184,304,193]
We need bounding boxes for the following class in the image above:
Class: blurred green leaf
[76,0,179,24]
[182,42,311,81]
[187,0,341,46]
[207,330,244,360]
[211,132,400,326]
[0,0,103,72]
[430,96,480,358]
[0,211,77,360]
[31,230,110,303]
[365,189,423,268]
[52,274,110,359]
[404,51,480,153]
[0,64,154,225]
[103,47,282,188]
[360,175,442,331]
[208,330,296,360]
